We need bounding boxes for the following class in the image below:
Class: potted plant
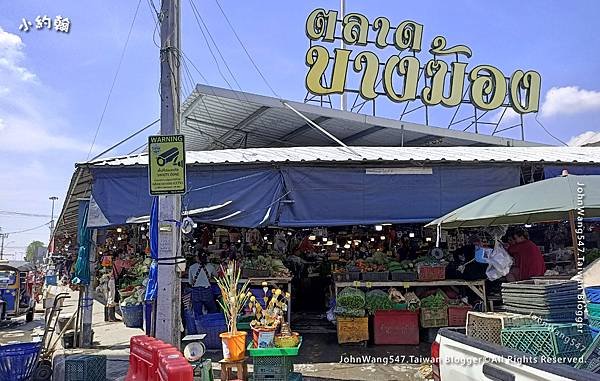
[215,261,252,361]
[249,282,290,348]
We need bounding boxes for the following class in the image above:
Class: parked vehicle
[0,260,36,322]
[433,327,597,381]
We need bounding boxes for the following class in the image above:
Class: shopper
[507,228,546,281]
[188,250,218,319]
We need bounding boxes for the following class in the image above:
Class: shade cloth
[72,200,91,285]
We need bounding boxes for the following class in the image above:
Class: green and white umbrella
[426,174,600,229]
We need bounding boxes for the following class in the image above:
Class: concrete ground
[1,292,432,380]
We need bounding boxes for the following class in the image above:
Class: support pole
[156,0,182,347]
[81,229,97,348]
[340,0,346,111]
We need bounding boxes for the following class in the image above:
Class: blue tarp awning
[544,165,600,178]
[87,164,520,228]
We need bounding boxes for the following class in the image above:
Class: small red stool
[219,358,248,381]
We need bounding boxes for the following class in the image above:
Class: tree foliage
[26,240,45,262]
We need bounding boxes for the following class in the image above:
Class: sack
[486,240,513,281]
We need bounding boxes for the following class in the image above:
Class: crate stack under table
[247,342,302,381]
[501,279,579,322]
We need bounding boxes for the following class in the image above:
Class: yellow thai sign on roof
[148,134,186,195]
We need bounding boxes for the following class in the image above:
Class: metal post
[0,230,5,260]
[81,229,97,348]
[49,196,58,255]
[156,0,182,347]
[340,0,347,111]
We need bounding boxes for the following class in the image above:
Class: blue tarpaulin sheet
[89,164,519,228]
[544,166,600,178]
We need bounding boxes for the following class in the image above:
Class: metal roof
[181,85,548,150]
[86,146,600,167]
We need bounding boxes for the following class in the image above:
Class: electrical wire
[4,222,51,235]
[213,0,280,98]
[86,0,143,160]
[0,211,51,218]
[535,114,568,146]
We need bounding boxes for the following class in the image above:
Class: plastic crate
[576,334,600,373]
[592,326,599,340]
[361,271,389,281]
[588,303,600,317]
[390,271,417,281]
[333,272,360,282]
[247,339,301,357]
[501,324,591,361]
[373,310,419,345]
[502,305,576,323]
[586,287,600,303]
[0,342,42,381]
[337,317,369,344]
[589,316,600,328]
[196,313,227,349]
[65,355,107,381]
[121,304,144,328]
[466,312,536,345]
[448,305,472,327]
[251,354,294,381]
[420,306,448,328]
[417,265,446,281]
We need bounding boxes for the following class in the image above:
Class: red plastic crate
[373,310,419,345]
[417,265,446,281]
[448,305,472,327]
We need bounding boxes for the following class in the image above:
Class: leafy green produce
[337,287,366,309]
[421,291,447,309]
[334,306,366,317]
[365,290,394,314]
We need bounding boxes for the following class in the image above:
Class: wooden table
[239,277,293,323]
[334,279,488,312]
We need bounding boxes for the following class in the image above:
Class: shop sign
[305,9,541,115]
[148,134,186,195]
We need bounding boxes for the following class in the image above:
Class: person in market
[188,249,218,319]
[506,227,546,281]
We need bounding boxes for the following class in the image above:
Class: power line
[213,0,280,98]
[535,114,568,146]
[3,222,51,235]
[0,211,52,218]
[88,118,160,162]
[86,0,143,160]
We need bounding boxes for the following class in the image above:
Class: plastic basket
[448,305,472,327]
[420,306,448,328]
[417,265,446,281]
[466,312,535,345]
[589,316,600,328]
[337,317,369,344]
[592,326,599,340]
[0,342,42,381]
[361,271,389,281]
[575,334,600,373]
[586,287,600,303]
[65,354,107,381]
[251,353,295,381]
[247,339,301,357]
[501,324,591,361]
[333,272,360,282]
[120,304,144,328]
[374,310,419,345]
[588,303,600,318]
[390,271,417,281]
[196,313,227,349]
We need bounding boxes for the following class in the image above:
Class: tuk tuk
[0,260,36,322]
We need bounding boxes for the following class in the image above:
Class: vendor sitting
[506,228,546,281]
[188,250,218,319]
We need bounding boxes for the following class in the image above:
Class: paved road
[0,313,45,345]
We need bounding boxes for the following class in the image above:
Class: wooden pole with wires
[155,0,182,347]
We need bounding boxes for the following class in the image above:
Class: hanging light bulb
[193,239,197,243]
[344,244,351,249]
[308,235,316,241]
[409,232,415,238]
[263,236,268,241]
[117,236,122,241]
[322,237,328,242]
[208,240,213,245]
[347,240,352,244]
[116,227,123,233]
[237,239,241,243]
[326,240,333,246]
[370,237,375,242]
[375,225,383,231]
[426,237,432,242]
[380,236,386,241]
[287,231,292,236]
[140,226,145,231]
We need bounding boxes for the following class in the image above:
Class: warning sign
[148,134,186,195]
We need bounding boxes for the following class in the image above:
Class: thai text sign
[148,134,186,195]
[305,9,541,114]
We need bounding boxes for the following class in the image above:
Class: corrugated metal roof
[181,85,548,150]
[85,146,600,167]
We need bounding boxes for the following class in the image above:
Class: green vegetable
[421,291,447,309]
[337,287,366,309]
[365,290,394,314]
[334,306,366,317]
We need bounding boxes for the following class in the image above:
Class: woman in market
[506,228,546,281]
[188,249,218,319]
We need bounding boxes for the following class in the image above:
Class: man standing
[188,250,218,319]
[507,228,546,281]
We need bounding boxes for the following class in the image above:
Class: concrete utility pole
[49,196,58,255]
[156,0,182,346]
[0,228,5,260]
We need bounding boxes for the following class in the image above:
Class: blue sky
[1,0,599,258]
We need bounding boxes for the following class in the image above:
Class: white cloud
[492,107,520,124]
[0,26,92,154]
[567,131,600,147]
[541,86,600,117]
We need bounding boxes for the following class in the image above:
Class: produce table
[334,279,488,312]
[240,277,293,323]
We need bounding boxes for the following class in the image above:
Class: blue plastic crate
[0,342,41,381]
[196,313,227,349]
[586,287,600,304]
[592,326,599,340]
[184,309,197,335]
[65,355,106,381]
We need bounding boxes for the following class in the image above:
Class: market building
[50,85,600,353]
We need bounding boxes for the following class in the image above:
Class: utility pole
[49,196,58,256]
[156,0,182,346]
[0,228,5,260]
